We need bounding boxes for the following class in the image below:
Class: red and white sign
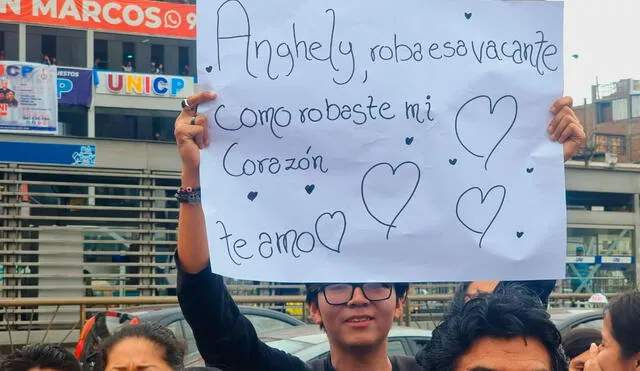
[0,0,196,39]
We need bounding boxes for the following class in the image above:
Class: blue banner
[0,142,96,167]
[58,67,93,107]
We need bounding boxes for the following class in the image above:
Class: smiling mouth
[346,316,374,323]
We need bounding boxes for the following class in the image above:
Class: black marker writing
[369,31,558,76]
[216,3,356,85]
[405,95,434,124]
[219,211,347,265]
[223,143,329,177]
[218,220,253,266]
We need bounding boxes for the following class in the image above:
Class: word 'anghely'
[215,1,356,85]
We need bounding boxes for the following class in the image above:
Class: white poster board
[197,0,566,282]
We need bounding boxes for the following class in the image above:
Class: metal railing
[0,292,612,352]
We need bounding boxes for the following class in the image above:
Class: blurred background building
[0,0,637,332]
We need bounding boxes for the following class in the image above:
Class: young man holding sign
[174,91,584,371]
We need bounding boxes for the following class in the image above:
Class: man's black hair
[608,290,640,359]
[304,283,409,305]
[97,323,185,371]
[416,285,568,371]
[561,328,601,359]
[0,344,81,371]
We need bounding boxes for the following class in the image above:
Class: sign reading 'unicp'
[95,71,194,98]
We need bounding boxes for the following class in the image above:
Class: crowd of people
[0,92,639,371]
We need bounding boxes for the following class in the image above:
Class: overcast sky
[564,0,637,103]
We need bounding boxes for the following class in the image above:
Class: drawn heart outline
[455,185,506,248]
[361,161,421,240]
[526,167,534,173]
[464,12,472,19]
[205,65,213,73]
[517,231,524,238]
[405,137,414,145]
[449,158,458,165]
[247,191,258,201]
[454,95,518,170]
[315,211,347,253]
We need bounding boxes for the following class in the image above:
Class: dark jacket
[176,255,423,371]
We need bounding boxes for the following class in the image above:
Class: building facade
[573,79,640,164]
[0,1,637,308]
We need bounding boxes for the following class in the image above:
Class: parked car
[185,325,431,367]
[263,325,431,361]
[76,305,305,370]
[549,308,604,335]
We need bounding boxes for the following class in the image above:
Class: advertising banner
[0,141,96,167]
[95,71,193,98]
[0,62,58,134]
[58,67,93,107]
[0,0,196,39]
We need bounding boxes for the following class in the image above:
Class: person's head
[7,91,15,101]
[576,246,585,256]
[98,323,185,371]
[562,328,602,360]
[151,61,156,66]
[594,291,640,370]
[1,80,8,89]
[417,285,567,371]
[305,282,408,350]
[0,343,81,371]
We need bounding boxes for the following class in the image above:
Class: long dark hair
[608,291,640,359]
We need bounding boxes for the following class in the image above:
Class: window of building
[565,227,635,294]
[631,95,640,118]
[94,39,108,69]
[0,31,5,58]
[596,101,612,123]
[58,106,89,137]
[612,98,629,121]
[96,108,178,142]
[41,34,56,63]
[566,191,634,212]
[594,134,626,155]
[151,44,165,73]
[179,46,190,75]
[122,42,136,72]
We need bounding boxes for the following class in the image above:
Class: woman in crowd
[582,291,640,371]
[97,323,185,371]
[562,328,601,370]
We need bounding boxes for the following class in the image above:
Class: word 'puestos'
[214,2,559,84]
[217,211,347,265]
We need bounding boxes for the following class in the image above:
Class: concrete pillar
[18,24,26,61]
[86,30,94,68]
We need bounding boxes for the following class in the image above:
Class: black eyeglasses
[319,283,393,305]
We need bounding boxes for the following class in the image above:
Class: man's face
[7,92,14,100]
[309,284,403,349]
[591,314,639,370]
[1,81,7,89]
[454,336,552,371]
